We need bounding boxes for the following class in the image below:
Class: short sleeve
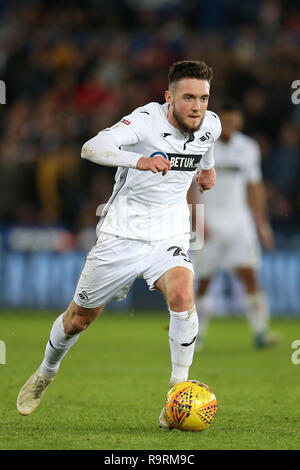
[200,145,215,170]
[210,112,222,142]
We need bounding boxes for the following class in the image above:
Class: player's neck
[167,107,204,136]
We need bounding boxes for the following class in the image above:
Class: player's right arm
[246,139,274,251]
[81,107,170,175]
[248,182,274,251]
[136,156,170,175]
[196,145,216,193]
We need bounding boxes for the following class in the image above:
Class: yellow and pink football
[164,380,217,432]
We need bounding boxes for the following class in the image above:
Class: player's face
[165,78,210,134]
[219,111,243,140]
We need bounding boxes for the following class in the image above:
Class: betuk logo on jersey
[150,151,202,171]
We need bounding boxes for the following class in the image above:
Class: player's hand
[196,167,216,193]
[257,221,275,251]
[137,156,171,176]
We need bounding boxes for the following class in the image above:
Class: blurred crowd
[0,0,300,248]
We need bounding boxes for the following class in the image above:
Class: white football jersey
[196,131,262,221]
[96,102,221,241]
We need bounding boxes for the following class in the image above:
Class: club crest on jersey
[150,152,202,171]
[199,131,211,142]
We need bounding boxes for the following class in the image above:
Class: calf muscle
[63,301,105,335]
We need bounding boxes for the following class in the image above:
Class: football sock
[168,306,199,387]
[40,312,80,378]
[244,291,270,336]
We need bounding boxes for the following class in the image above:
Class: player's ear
[165,89,172,104]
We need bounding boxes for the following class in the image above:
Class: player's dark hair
[168,60,213,88]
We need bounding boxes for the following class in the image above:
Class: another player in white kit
[17,61,221,428]
[189,101,276,349]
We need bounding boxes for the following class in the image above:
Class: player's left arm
[196,113,221,193]
[196,166,216,194]
[246,141,274,251]
[247,182,274,251]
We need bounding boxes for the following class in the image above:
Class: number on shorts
[167,246,191,263]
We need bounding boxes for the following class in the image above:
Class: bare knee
[63,301,104,335]
[168,285,194,312]
[156,268,194,312]
[235,267,258,294]
[65,313,90,335]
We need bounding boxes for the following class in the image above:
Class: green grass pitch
[0,309,299,450]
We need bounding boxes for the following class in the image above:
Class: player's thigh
[155,266,195,311]
[144,236,194,289]
[225,218,261,271]
[143,236,194,310]
[235,266,258,293]
[73,233,140,309]
[196,277,211,296]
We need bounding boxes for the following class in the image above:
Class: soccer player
[188,101,276,350]
[17,60,221,428]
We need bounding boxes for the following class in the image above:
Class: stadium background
[0,0,299,314]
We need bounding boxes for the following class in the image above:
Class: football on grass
[164,380,217,432]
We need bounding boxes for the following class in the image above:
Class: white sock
[244,291,270,335]
[40,313,80,377]
[168,306,199,388]
[195,295,213,339]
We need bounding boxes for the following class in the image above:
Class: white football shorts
[191,214,261,280]
[74,231,194,308]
